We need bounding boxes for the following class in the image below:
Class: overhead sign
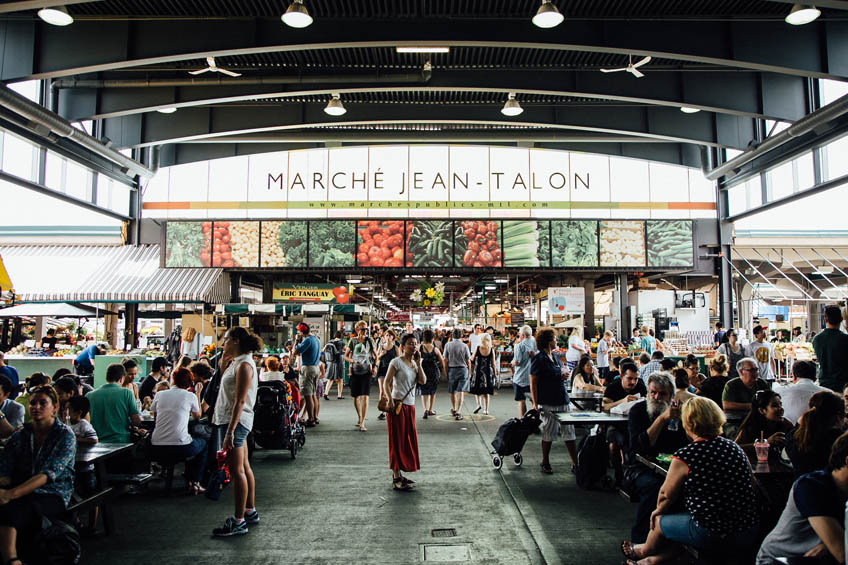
[548,287,584,315]
[272,283,352,303]
[387,311,411,322]
[144,145,716,218]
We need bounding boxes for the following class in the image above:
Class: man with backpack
[345,322,377,431]
[322,331,346,400]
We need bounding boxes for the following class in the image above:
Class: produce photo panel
[551,220,598,267]
[261,220,307,268]
[211,221,259,267]
[356,220,405,268]
[407,220,453,268]
[502,220,550,268]
[309,221,356,268]
[599,220,646,267]
[646,220,694,268]
[165,221,210,267]
[454,220,502,268]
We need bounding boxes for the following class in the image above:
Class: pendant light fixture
[680,107,700,114]
[282,0,313,28]
[501,93,523,117]
[785,4,821,25]
[157,107,178,114]
[324,94,346,116]
[532,0,564,29]
[38,5,74,26]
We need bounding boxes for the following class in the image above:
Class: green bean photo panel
[646,220,694,268]
[407,220,453,268]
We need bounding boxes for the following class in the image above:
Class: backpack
[323,341,339,366]
[32,514,81,565]
[351,339,372,374]
[575,428,610,489]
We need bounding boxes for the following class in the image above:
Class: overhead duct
[705,93,848,181]
[0,83,155,179]
[50,69,433,89]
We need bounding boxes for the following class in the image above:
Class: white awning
[0,244,229,304]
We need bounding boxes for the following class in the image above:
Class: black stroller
[252,381,306,459]
[489,409,541,470]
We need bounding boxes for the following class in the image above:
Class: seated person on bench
[602,362,647,484]
[0,385,76,565]
[151,368,206,495]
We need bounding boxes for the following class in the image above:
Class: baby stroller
[489,409,541,470]
[253,380,306,459]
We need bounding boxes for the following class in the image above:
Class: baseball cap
[296,322,309,333]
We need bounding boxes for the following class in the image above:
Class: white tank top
[213,353,258,430]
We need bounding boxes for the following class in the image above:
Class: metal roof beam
[104,102,742,149]
[58,69,805,122]
[1,18,847,82]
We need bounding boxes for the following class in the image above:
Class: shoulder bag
[378,362,417,415]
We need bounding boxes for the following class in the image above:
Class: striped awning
[0,244,229,303]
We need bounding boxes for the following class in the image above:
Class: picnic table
[555,411,628,425]
[73,442,134,534]
[635,451,792,477]
[567,389,603,411]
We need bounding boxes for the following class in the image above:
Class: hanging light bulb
[532,0,564,29]
[38,5,74,26]
[501,93,524,117]
[324,94,346,116]
[282,0,313,28]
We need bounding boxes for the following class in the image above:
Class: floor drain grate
[430,528,457,538]
[421,544,470,562]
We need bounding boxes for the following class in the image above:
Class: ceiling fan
[600,55,652,78]
[189,57,242,77]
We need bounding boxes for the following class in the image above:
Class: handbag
[378,368,417,414]
[32,501,81,565]
[205,449,231,501]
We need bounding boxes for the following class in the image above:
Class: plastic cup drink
[754,439,769,462]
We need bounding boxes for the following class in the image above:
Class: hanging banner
[547,287,585,315]
[386,311,412,322]
[272,283,352,303]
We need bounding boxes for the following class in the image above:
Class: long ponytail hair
[794,391,845,453]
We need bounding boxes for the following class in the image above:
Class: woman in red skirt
[383,333,427,491]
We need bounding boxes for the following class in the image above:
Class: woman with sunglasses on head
[734,389,794,457]
[0,385,76,565]
[716,329,745,380]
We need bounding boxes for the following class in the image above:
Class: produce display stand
[3,356,74,379]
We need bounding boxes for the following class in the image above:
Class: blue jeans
[659,513,758,551]
[152,437,207,483]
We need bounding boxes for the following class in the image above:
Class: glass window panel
[823,134,848,182]
[820,79,848,106]
[110,183,131,217]
[44,151,64,192]
[794,152,815,192]
[96,174,112,209]
[727,184,746,217]
[766,161,793,201]
[7,81,40,103]
[1,131,35,181]
[65,159,90,201]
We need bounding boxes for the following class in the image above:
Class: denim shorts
[513,383,531,401]
[232,423,250,448]
[659,513,757,550]
[448,367,470,393]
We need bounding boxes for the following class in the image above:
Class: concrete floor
[84,387,632,564]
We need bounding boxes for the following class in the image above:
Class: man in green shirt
[722,357,772,412]
[87,363,142,443]
[812,305,848,392]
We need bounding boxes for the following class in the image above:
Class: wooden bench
[107,473,154,487]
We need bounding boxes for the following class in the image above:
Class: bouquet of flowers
[409,281,445,307]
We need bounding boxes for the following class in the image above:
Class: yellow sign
[0,253,13,292]
[272,283,352,303]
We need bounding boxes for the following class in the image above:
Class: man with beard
[626,372,689,543]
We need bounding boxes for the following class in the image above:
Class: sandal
[540,462,553,474]
[428,410,436,415]
[8,557,22,565]
[455,414,464,421]
[400,476,415,485]
[392,478,413,491]
[620,541,640,560]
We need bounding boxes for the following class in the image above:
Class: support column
[617,274,629,340]
[716,177,734,329]
[124,304,139,349]
[230,273,242,304]
[34,317,45,343]
[262,279,274,303]
[583,278,595,339]
[162,303,174,338]
[104,313,118,348]
[1,319,9,350]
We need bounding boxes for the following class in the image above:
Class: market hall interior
[1,1,848,564]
